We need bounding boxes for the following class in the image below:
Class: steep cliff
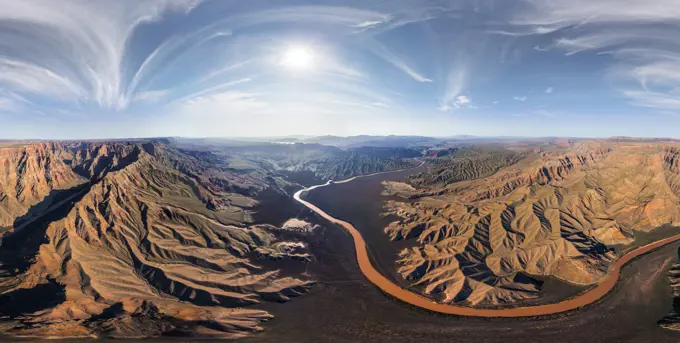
[0,143,86,228]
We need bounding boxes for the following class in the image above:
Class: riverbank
[294,169,680,318]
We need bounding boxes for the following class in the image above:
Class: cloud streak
[3,0,680,138]
[367,40,433,83]
[0,0,199,110]
[439,65,469,111]
[0,1,443,119]
[516,0,680,112]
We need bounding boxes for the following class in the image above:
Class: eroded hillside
[0,141,314,338]
[0,143,86,229]
[223,143,420,181]
[408,146,524,187]
[383,142,680,306]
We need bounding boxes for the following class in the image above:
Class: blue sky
[0,0,679,139]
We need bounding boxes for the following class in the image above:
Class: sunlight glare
[281,46,315,71]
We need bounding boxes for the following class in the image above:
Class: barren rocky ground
[383,141,680,307]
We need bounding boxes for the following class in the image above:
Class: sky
[1,0,680,139]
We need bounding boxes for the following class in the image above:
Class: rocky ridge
[0,141,313,338]
[383,142,680,306]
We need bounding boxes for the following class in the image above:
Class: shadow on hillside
[0,278,66,318]
[70,144,141,180]
[0,182,91,277]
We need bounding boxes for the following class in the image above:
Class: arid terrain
[261,146,680,342]
[3,0,679,341]
[0,139,417,338]
[382,140,680,307]
[2,136,680,341]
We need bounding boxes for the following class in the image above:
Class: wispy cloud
[196,60,253,86]
[0,57,84,100]
[438,94,474,112]
[0,0,199,110]
[0,90,46,115]
[515,0,680,113]
[623,90,680,111]
[354,19,391,30]
[367,40,433,83]
[515,0,680,27]
[124,30,234,108]
[439,65,469,111]
[456,96,471,105]
[134,90,170,103]
[0,98,19,113]
[232,5,393,30]
[5,0,679,138]
[172,77,255,105]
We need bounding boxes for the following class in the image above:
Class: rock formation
[384,142,680,306]
[0,141,314,338]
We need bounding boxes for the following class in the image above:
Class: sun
[281,46,315,71]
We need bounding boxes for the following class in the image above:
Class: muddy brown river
[293,167,680,318]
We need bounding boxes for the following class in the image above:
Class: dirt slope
[383,142,680,306]
[0,141,313,338]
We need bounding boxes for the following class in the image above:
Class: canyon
[383,141,680,307]
[2,137,680,340]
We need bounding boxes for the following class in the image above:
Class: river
[292,164,680,317]
[238,163,680,342]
